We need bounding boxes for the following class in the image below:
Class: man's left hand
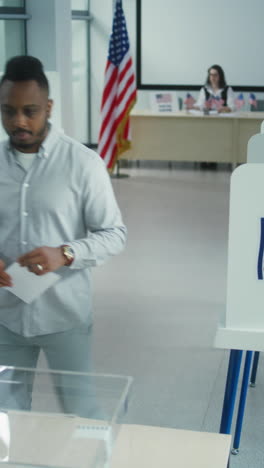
[18,246,66,275]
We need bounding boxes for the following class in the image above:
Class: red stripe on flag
[115,89,137,128]
[117,74,135,106]
[100,64,118,110]
[118,57,133,84]
[99,92,117,141]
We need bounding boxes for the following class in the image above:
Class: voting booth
[245,118,264,163]
[215,164,264,351]
[215,122,264,453]
[215,120,264,350]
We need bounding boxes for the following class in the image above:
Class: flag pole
[111,159,130,179]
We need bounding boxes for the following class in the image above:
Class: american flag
[235,93,245,110]
[98,0,137,172]
[249,93,257,109]
[205,97,212,109]
[184,93,195,109]
[156,93,172,103]
[211,96,224,111]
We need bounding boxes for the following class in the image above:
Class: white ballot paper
[4,262,60,304]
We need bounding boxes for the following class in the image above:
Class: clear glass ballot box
[0,366,132,468]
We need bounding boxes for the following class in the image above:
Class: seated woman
[194,65,235,113]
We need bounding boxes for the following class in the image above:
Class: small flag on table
[204,97,212,109]
[98,0,137,172]
[211,96,224,111]
[249,93,257,109]
[184,93,195,109]
[235,93,245,110]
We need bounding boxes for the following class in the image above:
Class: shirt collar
[39,122,63,158]
[206,86,224,94]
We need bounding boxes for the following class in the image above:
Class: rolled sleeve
[66,156,127,269]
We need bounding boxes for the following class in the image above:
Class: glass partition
[72,19,89,143]
[0,20,25,69]
[0,367,132,468]
[71,0,89,9]
[0,1,24,7]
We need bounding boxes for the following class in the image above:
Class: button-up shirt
[0,124,127,337]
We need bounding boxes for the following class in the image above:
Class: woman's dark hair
[0,55,49,94]
[206,64,227,89]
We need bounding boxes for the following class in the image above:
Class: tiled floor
[92,165,264,467]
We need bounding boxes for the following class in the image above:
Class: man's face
[0,79,53,153]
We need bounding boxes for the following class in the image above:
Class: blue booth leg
[231,351,253,454]
[220,349,243,435]
[250,351,260,387]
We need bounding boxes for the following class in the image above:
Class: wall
[140,0,264,88]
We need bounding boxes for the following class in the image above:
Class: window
[0,0,28,140]
[0,20,25,65]
[71,0,88,10]
[72,19,89,143]
[71,1,91,144]
[0,0,28,71]
[0,1,24,6]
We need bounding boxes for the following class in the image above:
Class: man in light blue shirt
[0,55,126,414]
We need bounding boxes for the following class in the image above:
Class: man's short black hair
[0,55,49,94]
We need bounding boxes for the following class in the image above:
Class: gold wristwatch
[61,245,75,266]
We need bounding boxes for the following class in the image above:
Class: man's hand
[0,260,13,287]
[18,246,66,275]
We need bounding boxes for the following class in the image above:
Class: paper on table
[187,109,203,116]
[4,262,60,304]
[187,109,217,115]
[218,112,237,117]
[188,109,238,117]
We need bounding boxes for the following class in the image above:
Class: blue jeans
[0,325,102,418]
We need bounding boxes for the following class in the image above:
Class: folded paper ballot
[188,109,237,117]
[4,262,60,304]
[188,109,218,116]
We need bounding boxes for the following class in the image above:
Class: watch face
[65,246,74,258]
[62,246,74,261]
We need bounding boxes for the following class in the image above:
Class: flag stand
[111,160,130,179]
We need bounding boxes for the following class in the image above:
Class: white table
[1,413,231,468]
[111,424,231,468]
[123,110,264,165]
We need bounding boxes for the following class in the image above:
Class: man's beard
[10,121,49,151]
